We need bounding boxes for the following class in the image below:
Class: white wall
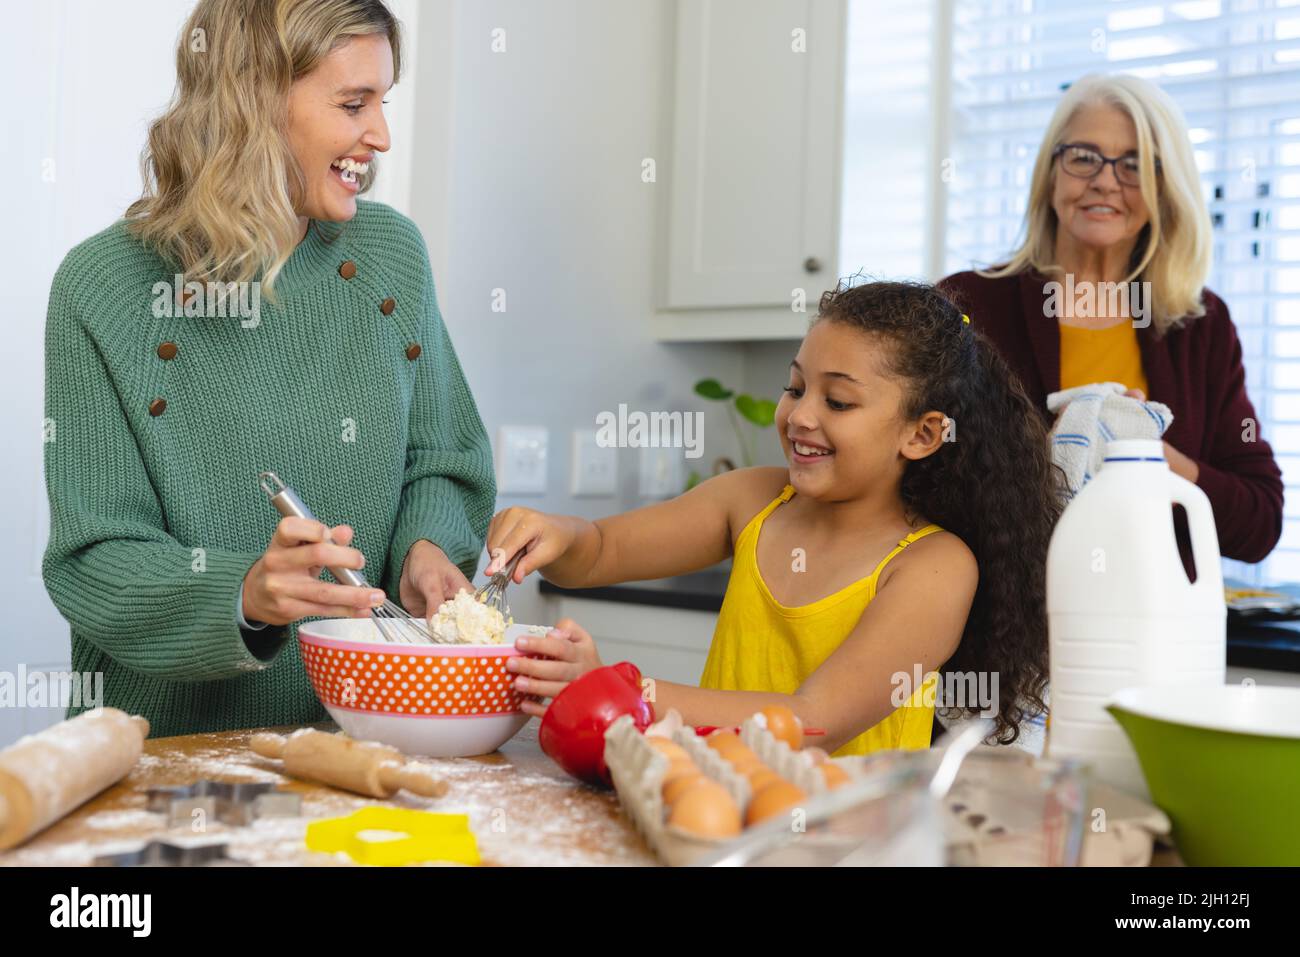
[414,0,753,624]
[1,0,197,746]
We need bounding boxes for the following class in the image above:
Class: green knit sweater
[42,200,496,737]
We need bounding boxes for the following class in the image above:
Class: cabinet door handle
[803,257,822,274]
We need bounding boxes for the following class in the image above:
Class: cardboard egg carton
[737,714,829,795]
[609,714,1169,867]
[668,725,752,807]
[604,713,859,866]
[603,715,727,866]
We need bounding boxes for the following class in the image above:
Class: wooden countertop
[0,720,658,867]
[0,719,1183,867]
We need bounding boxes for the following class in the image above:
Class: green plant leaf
[735,394,777,427]
[684,470,703,492]
[694,378,734,401]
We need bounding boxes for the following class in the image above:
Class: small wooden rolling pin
[0,707,150,850]
[250,729,448,799]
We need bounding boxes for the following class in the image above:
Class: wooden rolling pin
[0,707,149,850]
[250,729,448,799]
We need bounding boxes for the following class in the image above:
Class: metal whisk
[474,551,524,618]
[258,471,435,645]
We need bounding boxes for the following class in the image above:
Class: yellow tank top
[699,485,942,757]
[1059,321,1149,396]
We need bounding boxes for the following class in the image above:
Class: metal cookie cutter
[146,780,302,827]
[93,840,245,867]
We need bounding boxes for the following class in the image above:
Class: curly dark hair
[815,278,1064,744]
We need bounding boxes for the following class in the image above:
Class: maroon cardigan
[938,269,1283,564]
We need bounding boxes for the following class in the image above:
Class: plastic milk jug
[1046,439,1226,799]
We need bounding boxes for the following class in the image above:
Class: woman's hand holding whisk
[242,518,387,626]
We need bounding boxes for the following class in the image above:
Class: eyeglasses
[1052,143,1160,187]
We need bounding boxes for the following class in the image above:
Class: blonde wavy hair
[125,0,402,302]
[980,73,1212,335]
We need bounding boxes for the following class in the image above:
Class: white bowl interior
[1109,684,1300,739]
[300,618,547,648]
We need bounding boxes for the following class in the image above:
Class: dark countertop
[539,568,730,613]
[540,570,1300,675]
[1225,619,1300,674]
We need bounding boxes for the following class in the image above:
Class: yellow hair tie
[961,314,970,324]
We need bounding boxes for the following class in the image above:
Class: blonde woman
[941,73,1282,563]
[42,0,495,736]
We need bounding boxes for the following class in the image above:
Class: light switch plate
[570,430,617,496]
[638,446,682,499]
[496,426,548,495]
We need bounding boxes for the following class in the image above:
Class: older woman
[42,0,495,736]
[940,73,1282,563]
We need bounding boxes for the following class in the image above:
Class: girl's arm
[639,532,978,752]
[489,466,788,589]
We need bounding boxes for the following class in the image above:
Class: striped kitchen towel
[1045,381,1174,498]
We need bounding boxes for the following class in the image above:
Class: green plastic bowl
[1107,685,1300,866]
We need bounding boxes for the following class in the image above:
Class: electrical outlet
[497,426,548,495]
[638,446,682,499]
[570,430,617,496]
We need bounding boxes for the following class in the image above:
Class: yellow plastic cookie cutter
[306,807,479,866]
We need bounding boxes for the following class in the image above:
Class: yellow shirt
[1059,320,1150,396]
[699,485,941,756]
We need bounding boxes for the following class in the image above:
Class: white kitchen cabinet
[656,0,847,338]
[538,594,718,686]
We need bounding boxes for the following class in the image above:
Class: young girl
[489,281,1061,752]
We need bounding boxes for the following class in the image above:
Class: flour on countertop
[2,718,655,867]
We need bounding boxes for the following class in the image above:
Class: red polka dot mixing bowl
[298,618,532,757]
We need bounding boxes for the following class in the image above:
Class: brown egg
[705,731,744,755]
[729,761,765,783]
[670,754,702,780]
[724,745,760,768]
[669,781,742,838]
[662,759,701,788]
[820,762,852,790]
[662,771,708,806]
[646,737,690,762]
[745,780,808,827]
[746,767,782,794]
[760,705,804,751]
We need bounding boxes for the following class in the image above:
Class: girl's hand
[243,518,385,626]
[485,507,578,582]
[508,617,604,718]
[399,540,473,623]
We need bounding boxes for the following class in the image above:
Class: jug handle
[1168,475,1222,590]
